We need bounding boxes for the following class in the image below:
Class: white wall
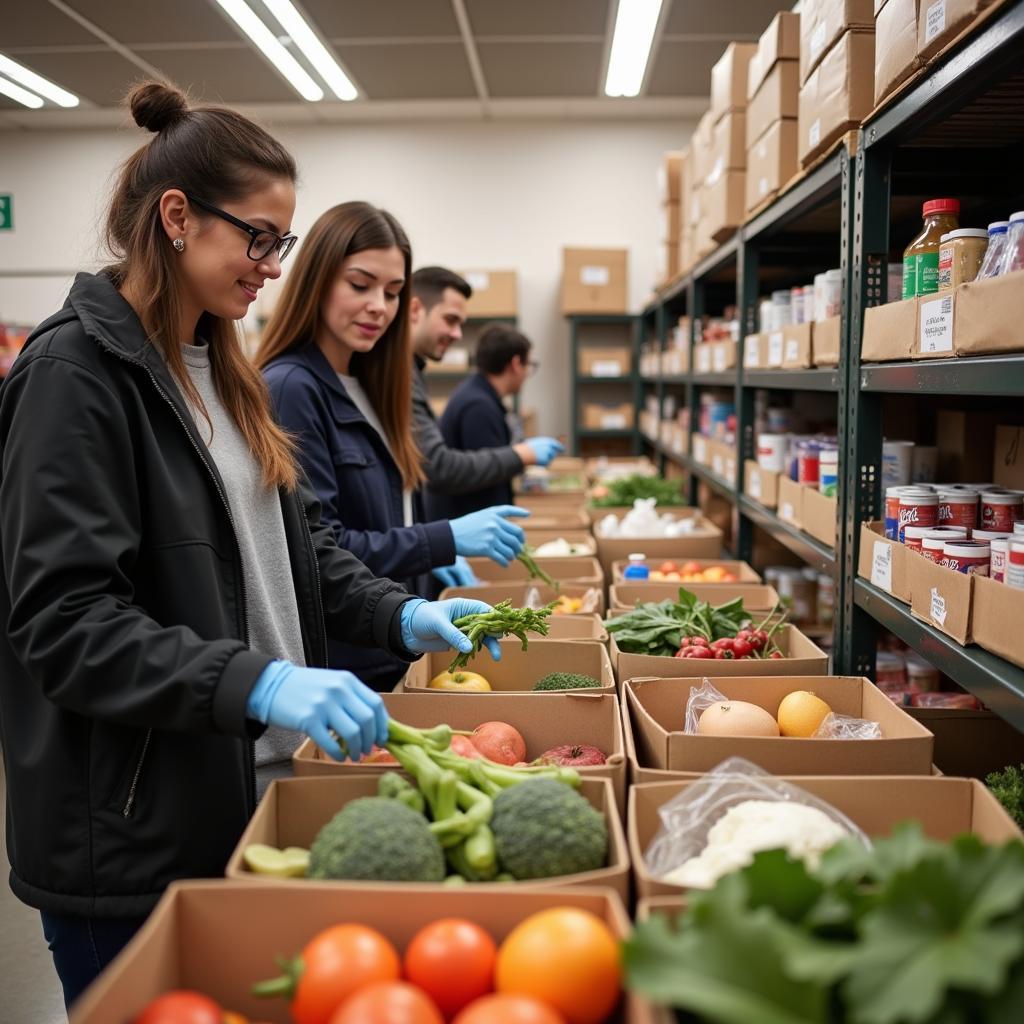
[0,118,693,435]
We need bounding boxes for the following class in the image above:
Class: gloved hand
[399,597,502,660]
[246,661,388,763]
[524,436,565,467]
[432,555,479,590]
[449,505,529,565]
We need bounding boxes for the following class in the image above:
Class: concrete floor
[0,760,67,1024]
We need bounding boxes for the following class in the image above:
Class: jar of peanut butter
[937,228,988,291]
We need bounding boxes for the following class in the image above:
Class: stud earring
[173,238,185,252]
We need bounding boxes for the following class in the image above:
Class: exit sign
[0,195,11,230]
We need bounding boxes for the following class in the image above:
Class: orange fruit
[777,690,832,737]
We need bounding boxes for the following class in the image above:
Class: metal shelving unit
[740,496,836,576]
[744,368,839,391]
[859,356,1024,395]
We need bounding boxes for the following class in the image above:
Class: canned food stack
[756,270,842,332]
[756,432,839,498]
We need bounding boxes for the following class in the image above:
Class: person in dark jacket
[408,266,563,493]
[0,82,495,1010]
[426,324,537,519]
[257,204,529,690]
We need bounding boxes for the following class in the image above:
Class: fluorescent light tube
[214,0,324,101]
[263,0,358,100]
[605,0,664,97]
[0,74,44,109]
[0,54,78,107]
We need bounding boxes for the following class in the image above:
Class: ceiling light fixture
[213,0,324,101]
[604,0,665,98]
[0,74,44,110]
[262,0,358,100]
[0,54,79,107]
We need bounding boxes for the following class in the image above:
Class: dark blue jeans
[40,911,147,1010]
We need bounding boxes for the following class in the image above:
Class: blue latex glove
[400,597,502,661]
[450,505,529,565]
[432,555,478,591]
[524,436,565,467]
[246,661,388,763]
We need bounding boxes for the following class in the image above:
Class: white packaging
[882,439,915,488]
[757,432,788,473]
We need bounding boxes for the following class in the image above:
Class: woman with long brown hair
[0,82,496,1008]
[257,202,529,690]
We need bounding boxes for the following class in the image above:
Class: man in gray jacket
[409,266,563,494]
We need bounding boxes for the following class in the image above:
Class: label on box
[601,413,627,429]
[464,272,490,291]
[919,295,954,354]
[810,22,827,60]
[768,332,784,366]
[707,156,724,187]
[781,501,795,523]
[871,542,893,592]
[744,336,759,367]
[697,346,712,373]
[929,587,948,626]
[694,436,708,462]
[759,176,769,198]
[785,338,799,363]
[590,360,623,377]
[809,119,821,150]
[925,0,947,43]
[713,345,727,371]
[749,469,762,500]
[580,265,610,287]
[691,196,701,222]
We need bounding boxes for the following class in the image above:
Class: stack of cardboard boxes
[745,12,801,215]
[656,151,685,287]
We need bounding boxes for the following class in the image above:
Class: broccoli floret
[491,778,608,879]
[986,763,1024,829]
[532,672,603,692]
[308,797,445,882]
[378,771,426,815]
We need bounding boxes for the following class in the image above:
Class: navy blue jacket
[426,373,514,520]
[264,343,455,689]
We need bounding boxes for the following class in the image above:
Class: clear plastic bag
[644,756,872,886]
[684,678,728,734]
[579,587,601,613]
[814,712,882,740]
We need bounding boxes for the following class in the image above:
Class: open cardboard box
[861,296,917,361]
[291,690,627,814]
[777,475,804,527]
[464,555,604,585]
[745,459,780,508]
[629,774,1021,900]
[857,520,912,602]
[624,675,934,777]
[608,582,781,616]
[515,491,588,515]
[907,547,974,645]
[439,582,606,615]
[71,882,654,1024]
[403,637,616,694]
[544,612,610,642]
[955,269,1024,356]
[802,485,838,548]
[782,322,815,368]
[522,511,591,531]
[518,529,596,555]
[611,558,760,584]
[612,625,829,683]
[812,316,841,366]
[970,574,1024,670]
[225,776,630,902]
[595,520,725,576]
[743,332,766,368]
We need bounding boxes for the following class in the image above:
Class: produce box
[594,521,724,576]
[610,558,760,584]
[71,881,654,1024]
[857,520,912,602]
[515,529,596,556]
[291,690,627,814]
[522,511,591,531]
[611,624,828,683]
[403,638,616,694]
[623,675,934,780]
[544,613,610,643]
[438,582,606,615]
[515,490,588,514]
[226,776,630,901]
[629,775,1019,900]
[608,583,780,616]
[464,555,604,586]
[549,455,587,473]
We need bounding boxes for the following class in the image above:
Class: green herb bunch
[590,474,683,507]
[987,764,1024,829]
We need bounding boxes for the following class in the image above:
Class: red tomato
[291,924,401,1024]
[134,991,223,1024]
[453,993,567,1024]
[657,561,678,574]
[329,982,443,1024]
[404,918,497,1017]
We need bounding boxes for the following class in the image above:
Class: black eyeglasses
[185,193,298,262]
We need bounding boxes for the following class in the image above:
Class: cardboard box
[708,111,747,185]
[803,486,838,548]
[464,555,603,586]
[461,269,518,317]
[710,42,758,122]
[748,11,802,99]
[439,582,605,616]
[743,332,765,368]
[540,612,609,642]
[578,345,633,377]
[713,339,738,372]
[595,521,725,577]
[746,60,800,148]
[971,574,1024,670]
[993,425,1024,490]
[659,201,682,243]
[777,475,804,528]
[907,549,974,645]
[657,239,680,284]
[861,296,917,361]
[799,30,876,167]
[612,626,828,684]
[782,321,814,368]
[629,775,1017,900]
[801,0,876,82]
[691,110,716,186]
[515,491,588,514]
[745,459,780,508]
[918,0,994,61]
[876,0,922,104]
[812,316,842,366]
[907,706,1024,778]
[705,169,746,242]
[954,269,1024,356]
[403,637,615,694]
[581,402,634,431]
[561,247,629,315]
[609,582,780,615]
[765,328,786,367]
[522,510,591,531]
[857,520,912,602]
[916,289,956,359]
[746,118,799,211]
[71,882,651,1024]
[517,529,595,554]
[610,558,760,584]
[657,149,684,202]
[693,342,713,376]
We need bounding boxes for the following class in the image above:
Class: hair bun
[129,81,189,133]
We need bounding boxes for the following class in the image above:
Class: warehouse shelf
[578,375,633,384]
[743,368,839,391]
[690,371,736,387]
[854,580,1024,733]
[739,496,837,576]
[690,233,740,283]
[662,374,689,385]
[858,355,1024,396]
[687,459,736,503]
[577,428,636,439]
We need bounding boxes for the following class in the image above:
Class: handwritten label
[809,119,821,151]
[744,336,760,367]
[784,338,800,364]
[759,176,769,198]
[925,0,946,43]
[601,413,627,429]
[580,265,610,287]
[768,332,784,367]
[871,542,893,592]
[781,501,795,523]
[713,345,727,371]
[749,469,762,500]
[929,587,948,626]
[919,295,954,353]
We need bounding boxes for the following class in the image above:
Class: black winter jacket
[0,272,415,917]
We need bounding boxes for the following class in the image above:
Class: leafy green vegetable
[590,473,683,507]
[447,599,553,672]
[986,764,1024,829]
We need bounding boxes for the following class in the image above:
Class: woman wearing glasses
[0,81,496,1008]
[256,203,529,691]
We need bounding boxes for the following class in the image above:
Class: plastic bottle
[622,553,650,580]
[976,220,1010,280]
[902,199,960,299]
[997,210,1024,276]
